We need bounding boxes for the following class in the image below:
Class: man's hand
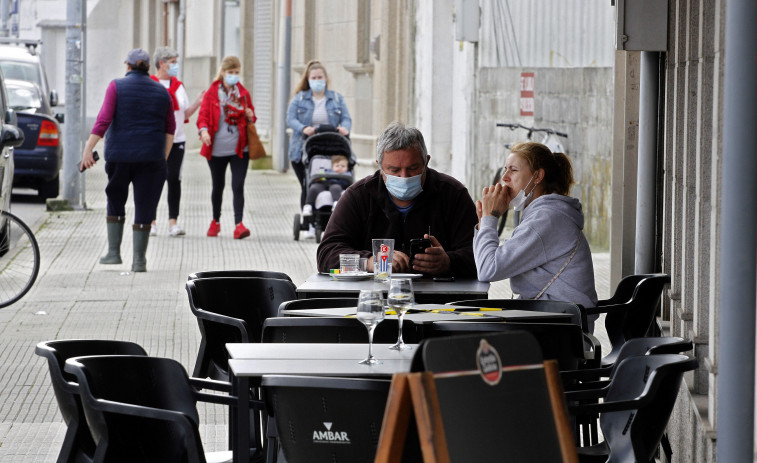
[411,234,450,275]
[392,250,411,273]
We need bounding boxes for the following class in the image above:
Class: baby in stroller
[293,126,355,242]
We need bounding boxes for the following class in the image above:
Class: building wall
[660,0,722,461]
[475,67,613,249]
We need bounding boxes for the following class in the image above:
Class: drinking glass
[356,289,385,365]
[387,278,414,351]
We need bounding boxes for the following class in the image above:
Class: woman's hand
[303,126,315,136]
[480,183,511,219]
[245,107,254,122]
[337,126,349,136]
[200,130,212,146]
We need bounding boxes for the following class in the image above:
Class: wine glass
[356,289,385,365]
[387,278,414,351]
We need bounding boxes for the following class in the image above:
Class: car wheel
[38,175,59,200]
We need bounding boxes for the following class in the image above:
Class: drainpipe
[634,51,660,274]
[275,0,292,172]
[177,0,186,76]
[717,0,757,461]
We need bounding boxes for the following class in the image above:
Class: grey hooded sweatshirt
[473,194,598,321]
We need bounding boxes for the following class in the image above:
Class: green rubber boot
[99,216,125,264]
[131,224,150,272]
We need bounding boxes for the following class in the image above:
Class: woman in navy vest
[196,55,256,239]
[80,48,175,272]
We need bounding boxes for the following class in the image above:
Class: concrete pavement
[0,147,610,461]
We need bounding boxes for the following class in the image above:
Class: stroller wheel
[293,214,301,241]
[315,227,323,243]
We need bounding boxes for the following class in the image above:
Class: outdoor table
[296,272,490,304]
[226,343,416,463]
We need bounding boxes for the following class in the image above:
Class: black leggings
[291,160,307,208]
[165,142,185,220]
[207,152,249,224]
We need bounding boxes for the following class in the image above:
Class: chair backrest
[64,355,206,463]
[262,316,418,344]
[426,321,587,371]
[262,375,391,463]
[186,276,297,380]
[187,269,293,282]
[599,274,648,306]
[277,297,359,317]
[448,298,588,332]
[599,274,671,366]
[601,353,697,462]
[34,340,148,463]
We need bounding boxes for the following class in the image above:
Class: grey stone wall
[474,67,613,250]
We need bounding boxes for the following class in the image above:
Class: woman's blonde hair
[214,55,241,82]
[292,60,329,96]
[510,141,574,196]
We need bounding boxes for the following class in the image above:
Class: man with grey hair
[317,121,478,277]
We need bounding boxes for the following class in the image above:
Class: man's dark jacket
[316,168,478,277]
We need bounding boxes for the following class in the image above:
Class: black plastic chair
[34,339,148,463]
[425,321,592,372]
[585,273,671,367]
[277,297,358,317]
[186,276,297,381]
[262,316,419,344]
[262,375,391,463]
[561,336,693,446]
[188,269,293,283]
[566,353,698,463]
[64,354,264,463]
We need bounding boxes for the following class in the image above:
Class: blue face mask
[167,63,179,77]
[309,79,326,93]
[384,171,424,201]
[224,74,240,86]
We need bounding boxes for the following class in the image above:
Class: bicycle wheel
[0,211,40,308]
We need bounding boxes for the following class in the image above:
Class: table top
[296,273,490,295]
[279,304,574,324]
[227,342,416,378]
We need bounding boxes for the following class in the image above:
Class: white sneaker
[150,224,157,236]
[302,224,316,239]
[169,224,186,237]
[302,204,313,217]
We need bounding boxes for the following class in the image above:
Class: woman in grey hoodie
[474,142,598,329]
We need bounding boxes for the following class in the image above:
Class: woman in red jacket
[196,55,256,239]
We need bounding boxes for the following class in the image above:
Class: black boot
[99,216,125,264]
[131,224,150,272]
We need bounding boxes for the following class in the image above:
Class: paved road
[0,148,610,461]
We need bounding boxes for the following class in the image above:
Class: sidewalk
[0,148,610,461]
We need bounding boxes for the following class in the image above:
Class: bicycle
[0,210,40,308]
[492,123,569,236]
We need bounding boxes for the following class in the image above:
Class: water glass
[372,238,394,282]
[387,278,414,351]
[356,289,385,365]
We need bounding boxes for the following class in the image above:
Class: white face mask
[510,175,537,212]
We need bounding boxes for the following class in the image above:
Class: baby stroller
[293,125,356,243]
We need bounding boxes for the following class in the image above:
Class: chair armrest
[569,396,649,415]
[189,376,233,393]
[564,385,610,402]
[584,302,628,316]
[561,365,613,382]
[194,390,265,411]
[193,309,251,343]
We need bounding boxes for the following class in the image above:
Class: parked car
[0,69,26,252]
[5,79,62,198]
[0,42,58,108]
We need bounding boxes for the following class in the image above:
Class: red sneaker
[234,222,250,239]
[207,220,221,237]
